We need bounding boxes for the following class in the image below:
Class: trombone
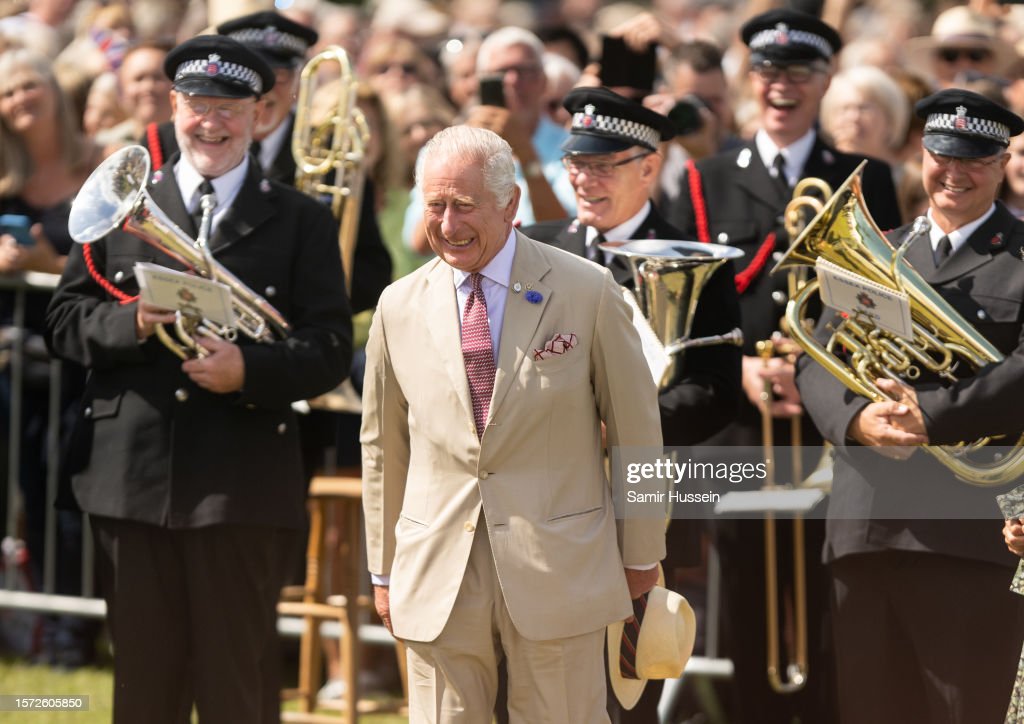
[758,178,832,694]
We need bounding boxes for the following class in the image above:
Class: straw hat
[607,585,697,710]
[906,6,1018,80]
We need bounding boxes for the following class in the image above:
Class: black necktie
[934,235,952,267]
[250,139,263,167]
[190,180,215,237]
[772,153,790,196]
[588,232,606,264]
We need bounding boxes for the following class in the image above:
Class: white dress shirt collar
[755,128,816,188]
[257,117,291,172]
[175,155,250,224]
[927,204,996,255]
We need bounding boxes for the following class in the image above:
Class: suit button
[977,309,987,320]
[265,286,277,297]
[277,423,287,434]
[113,270,124,283]
[174,388,189,402]
[717,232,729,244]
[479,471,489,480]
[83,406,92,418]
[772,290,787,305]
[772,251,784,262]
[464,521,475,533]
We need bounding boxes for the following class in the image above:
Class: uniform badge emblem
[737,148,751,168]
[262,27,279,46]
[955,105,968,130]
[582,104,596,128]
[205,53,221,77]
[774,23,789,45]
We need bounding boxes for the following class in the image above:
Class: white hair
[476,26,545,73]
[821,66,910,151]
[416,125,517,207]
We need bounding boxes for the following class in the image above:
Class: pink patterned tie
[462,273,496,438]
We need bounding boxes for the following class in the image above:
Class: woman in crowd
[0,48,103,667]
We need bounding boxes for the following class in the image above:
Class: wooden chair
[279,469,407,722]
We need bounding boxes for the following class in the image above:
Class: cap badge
[583,104,596,128]
[774,23,789,45]
[262,27,280,45]
[955,105,968,130]
[205,53,221,77]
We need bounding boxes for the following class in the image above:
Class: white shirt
[174,155,250,236]
[927,204,997,256]
[585,201,653,265]
[257,116,291,172]
[755,128,816,188]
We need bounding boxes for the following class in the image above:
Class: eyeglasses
[937,47,992,64]
[562,152,651,178]
[751,62,824,84]
[927,149,1005,171]
[179,95,252,120]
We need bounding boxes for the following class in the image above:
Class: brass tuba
[773,161,1024,487]
[68,145,290,360]
[292,46,369,296]
[599,240,744,389]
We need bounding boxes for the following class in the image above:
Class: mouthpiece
[911,216,931,237]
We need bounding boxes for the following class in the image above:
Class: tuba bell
[599,239,744,390]
[68,145,290,360]
[772,160,1024,487]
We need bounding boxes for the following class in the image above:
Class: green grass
[0,658,408,723]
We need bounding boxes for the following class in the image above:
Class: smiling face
[118,47,173,126]
[923,147,1008,231]
[421,153,519,272]
[254,65,298,140]
[568,147,660,232]
[171,91,262,178]
[0,68,56,135]
[750,61,830,147]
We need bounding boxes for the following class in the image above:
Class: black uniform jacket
[796,203,1024,567]
[523,205,742,445]
[666,135,902,354]
[142,116,392,313]
[46,154,353,530]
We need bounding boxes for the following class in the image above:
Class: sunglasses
[937,47,992,64]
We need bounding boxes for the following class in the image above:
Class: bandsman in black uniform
[666,9,901,723]
[46,36,353,723]
[524,86,742,723]
[797,89,1024,724]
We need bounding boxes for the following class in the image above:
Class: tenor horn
[773,161,1024,487]
[68,145,290,360]
[599,240,744,390]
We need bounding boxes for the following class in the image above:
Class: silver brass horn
[600,239,744,389]
[69,145,289,360]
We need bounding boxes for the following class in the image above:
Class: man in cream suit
[361,125,665,723]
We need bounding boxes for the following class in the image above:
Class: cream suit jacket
[361,231,665,643]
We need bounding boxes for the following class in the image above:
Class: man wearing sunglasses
[666,9,901,724]
[524,86,742,722]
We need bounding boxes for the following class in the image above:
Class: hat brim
[607,619,648,710]
[905,36,1018,80]
[924,132,1006,159]
[174,77,257,99]
[561,132,643,155]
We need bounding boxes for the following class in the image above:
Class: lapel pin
[568,219,580,233]
[990,232,1006,250]
[512,282,522,293]
[260,179,271,193]
[823,149,835,164]
[1018,247,1024,261]
[151,170,163,184]
[525,290,543,304]
[737,148,751,168]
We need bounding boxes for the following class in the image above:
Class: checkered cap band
[175,56,263,95]
[926,112,1009,144]
[570,111,660,150]
[749,26,833,59]
[225,27,308,56]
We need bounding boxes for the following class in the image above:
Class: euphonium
[599,240,744,390]
[772,160,1024,487]
[68,145,290,360]
[292,45,368,296]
